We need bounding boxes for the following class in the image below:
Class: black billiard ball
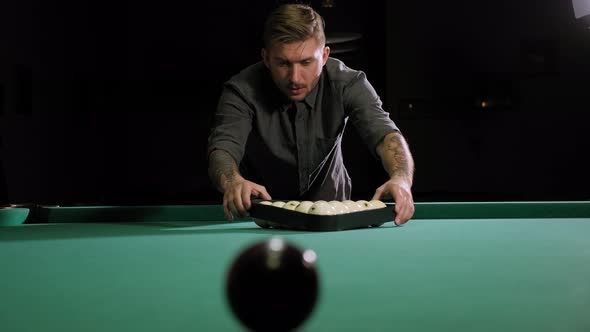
[226,237,319,332]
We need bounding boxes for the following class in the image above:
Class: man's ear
[322,46,330,65]
[261,48,269,68]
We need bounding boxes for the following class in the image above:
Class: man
[207,4,414,225]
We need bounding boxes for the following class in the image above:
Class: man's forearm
[377,132,415,184]
[208,149,240,193]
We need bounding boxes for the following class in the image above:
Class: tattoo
[208,150,239,192]
[381,132,414,181]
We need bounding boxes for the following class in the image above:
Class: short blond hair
[263,4,326,48]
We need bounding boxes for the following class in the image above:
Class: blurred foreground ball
[226,237,319,332]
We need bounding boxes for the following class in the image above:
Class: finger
[233,187,246,218]
[395,210,408,225]
[401,206,415,224]
[241,186,253,212]
[394,201,404,225]
[372,192,381,201]
[404,200,416,223]
[395,198,414,225]
[372,188,382,201]
[394,193,409,225]
[391,206,398,226]
[398,210,411,224]
[223,195,233,221]
[253,185,272,201]
[395,213,406,225]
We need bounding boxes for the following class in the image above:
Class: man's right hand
[222,175,272,220]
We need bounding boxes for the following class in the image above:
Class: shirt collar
[279,76,321,112]
[302,81,319,109]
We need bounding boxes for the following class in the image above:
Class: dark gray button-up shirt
[208,58,398,200]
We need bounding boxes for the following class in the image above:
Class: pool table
[1,201,590,331]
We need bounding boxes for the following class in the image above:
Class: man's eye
[302,60,311,66]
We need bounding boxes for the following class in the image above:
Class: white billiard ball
[308,201,336,215]
[283,201,300,210]
[295,201,314,213]
[271,201,285,208]
[343,200,363,212]
[356,200,375,210]
[329,201,350,214]
[369,200,387,209]
[259,201,273,206]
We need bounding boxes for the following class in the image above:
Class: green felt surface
[1,203,589,331]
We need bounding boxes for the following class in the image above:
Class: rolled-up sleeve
[207,84,254,165]
[343,71,399,159]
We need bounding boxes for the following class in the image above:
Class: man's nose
[289,64,302,83]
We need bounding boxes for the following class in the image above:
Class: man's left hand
[372,177,414,225]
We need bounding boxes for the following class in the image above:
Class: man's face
[262,37,330,102]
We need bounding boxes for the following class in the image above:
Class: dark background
[1,0,588,205]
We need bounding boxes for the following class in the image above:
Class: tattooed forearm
[208,149,239,192]
[378,132,415,183]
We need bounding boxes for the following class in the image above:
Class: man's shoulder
[324,57,363,85]
[227,62,266,87]
[224,62,270,100]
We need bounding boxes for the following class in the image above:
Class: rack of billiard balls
[258,199,387,215]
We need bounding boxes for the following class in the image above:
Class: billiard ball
[356,200,373,210]
[369,199,387,209]
[342,200,362,212]
[283,201,300,210]
[226,237,319,332]
[308,201,336,215]
[294,201,314,213]
[271,201,286,208]
[328,200,350,214]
